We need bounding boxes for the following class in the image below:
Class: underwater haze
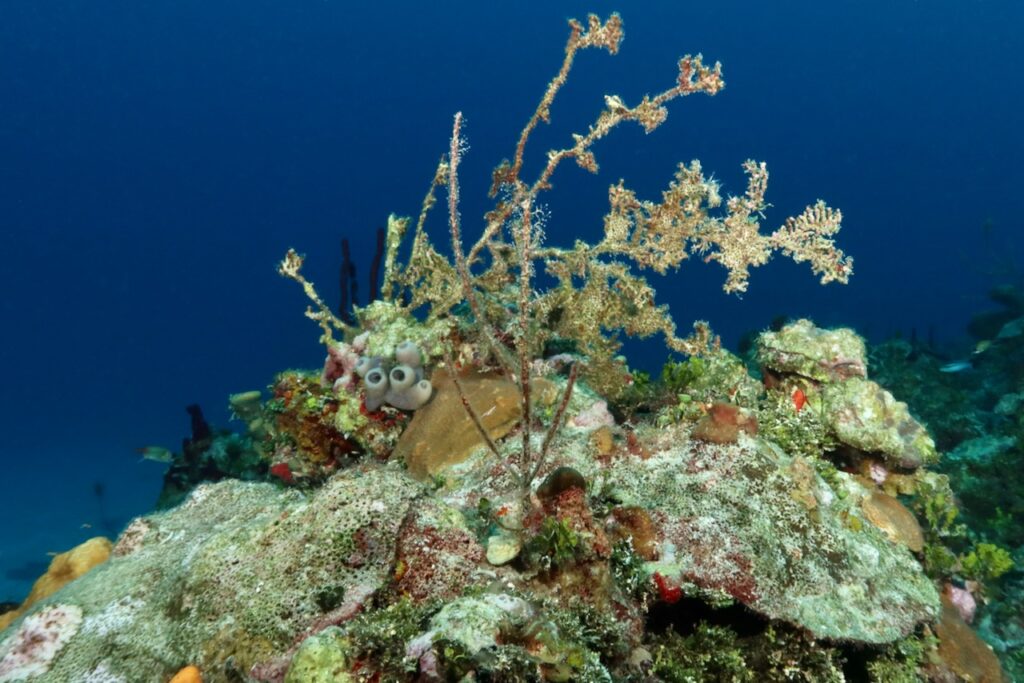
[1,0,1022,649]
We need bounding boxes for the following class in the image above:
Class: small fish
[940,360,973,373]
[792,388,808,413]
[136,446,174,463]
[973,340,991,355]
[80,523,92,529]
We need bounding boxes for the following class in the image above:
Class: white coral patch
[0,604,84,681]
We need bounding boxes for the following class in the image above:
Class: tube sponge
[395,340,422,368]
[364,368,390,411]
[389,365,416,392]
[358,341,433,412]
[354,356,380,378]
[386,378,433,411]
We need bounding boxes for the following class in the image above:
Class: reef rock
[756,319,867,382]
[822,376,937,469]
[756,320,936,470]
[0,465,422,682]
[596,429,939,643]
[284,627,353,683]
[0,604,83,681]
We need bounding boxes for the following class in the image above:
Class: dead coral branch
[278,248,353,343]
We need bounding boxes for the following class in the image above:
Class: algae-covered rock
[411,594,533,656]
[0,604,83,681]
[662,349,763,408]
[1,465,423,682]
[756,319,867,382]
[393,498,487,602]
[285,627,353,683]
[354,300,454,361]
[823,376,938,469]
[755,320,936,469]
[0,537,111,631]
[601,430,939,643]
[486,533,522,566]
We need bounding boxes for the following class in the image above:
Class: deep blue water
[1,1,1022,599]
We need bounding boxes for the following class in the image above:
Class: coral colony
[1,13,1015,683]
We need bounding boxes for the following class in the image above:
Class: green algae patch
[284,627,354,683]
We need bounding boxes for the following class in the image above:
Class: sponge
[360,341,433,412]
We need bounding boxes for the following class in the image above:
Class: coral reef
[3,11,1016,683]
[156,403,269,509]
[0,465,422,681]
[865,290,1024,680]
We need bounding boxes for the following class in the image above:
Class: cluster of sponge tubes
[354,340,433,412]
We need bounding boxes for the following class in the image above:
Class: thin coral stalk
[467,14,625,267]
[447,112,476,317]
[447,112,517,378]
[505,14,623,189]
[278,248,353,342]
[529,362,579,489]
[467,17,721,269]
[441,348,504,463]
[514,195,535,489]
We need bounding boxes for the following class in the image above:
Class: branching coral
[280,12,852,502]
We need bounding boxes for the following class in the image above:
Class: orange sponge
[0,536,112,630]
[169,665,202,683]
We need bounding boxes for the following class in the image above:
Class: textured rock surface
[594,428,939,643]
[0,465,422,682]
[284,627,353,683]
[823,376,937,468]
[756,319,867,382]
[437,411,941,644]
[757,320,937,470]
[0,604,83,681]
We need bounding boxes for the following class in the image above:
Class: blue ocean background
[1,1,1021,601]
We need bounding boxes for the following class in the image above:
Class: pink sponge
[0,604,83,681]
